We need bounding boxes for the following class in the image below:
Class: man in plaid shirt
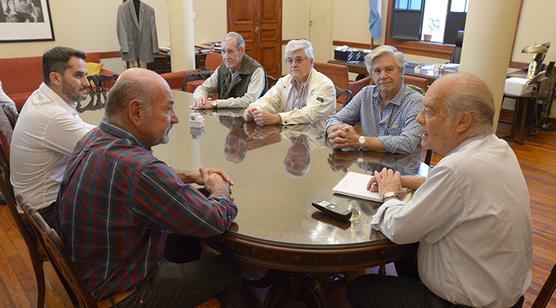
[58,68,241,307]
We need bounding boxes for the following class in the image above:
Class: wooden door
[227,0,282,78]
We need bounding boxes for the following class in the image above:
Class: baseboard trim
[97,51,121,59]
[500,108,556,126]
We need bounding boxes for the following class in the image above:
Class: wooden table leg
[518,97,529,144]
[259,271,328,308]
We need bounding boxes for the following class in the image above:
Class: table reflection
[78,91,430,247]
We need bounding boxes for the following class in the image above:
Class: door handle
[255,25,260,33]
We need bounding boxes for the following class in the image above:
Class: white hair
[285,39,314,59]
[444,88,495,135]
[223,32,245,49]
[364,45,405,75]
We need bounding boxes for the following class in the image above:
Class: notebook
[332,172,383,202]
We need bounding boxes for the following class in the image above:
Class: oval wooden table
[79,91,430,307]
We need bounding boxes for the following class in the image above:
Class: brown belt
[97,289,135,308]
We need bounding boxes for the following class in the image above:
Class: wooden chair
[532,263,556,308]
[407,84,426,95]
[19,196,101,307]
[0,138,47,308]
[349,75,372,97]
[313,61,352,108]
[18,196,222,308]
[403,75,429,93]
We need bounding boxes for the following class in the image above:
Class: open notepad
[332,171,383,202]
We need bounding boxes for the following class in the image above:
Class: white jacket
[250,68,336,125]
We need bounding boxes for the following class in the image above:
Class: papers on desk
[332,172,383,202]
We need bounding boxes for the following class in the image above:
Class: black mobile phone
[311,200,352,222]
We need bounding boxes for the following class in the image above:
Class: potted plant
[423,18,440,41]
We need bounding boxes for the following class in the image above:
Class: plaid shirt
[57,119,238,300]
[325,84,424,154]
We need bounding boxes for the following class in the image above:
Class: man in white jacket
[244,39,335,126]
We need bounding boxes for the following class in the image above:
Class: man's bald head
[105,68,171,118]
[429,72,495,135]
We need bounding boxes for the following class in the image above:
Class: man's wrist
[275,114,283,125]
[382,191,399,201]
[358,135,366,150]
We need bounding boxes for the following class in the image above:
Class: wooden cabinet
[147,54,171,74]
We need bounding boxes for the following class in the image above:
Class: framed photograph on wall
[0,0,55,42]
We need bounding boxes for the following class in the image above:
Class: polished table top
[78,91,429,251]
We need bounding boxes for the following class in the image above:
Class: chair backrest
[404,75,429,93]
[0,138,43,267]
[205,52,223,71]
[407,84,426,95]
[349,76,373,97]
[19,196,98,308]
[532,263,556,308]
[313,61,350,106]
[335,87,353,111]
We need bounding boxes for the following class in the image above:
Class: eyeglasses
[285,57,308,65]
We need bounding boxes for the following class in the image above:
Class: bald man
[349,73,531,308]
[58,68,241,307]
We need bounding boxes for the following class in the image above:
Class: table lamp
[521,42,550,79]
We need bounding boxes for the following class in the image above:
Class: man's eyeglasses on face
[285,57,308,65]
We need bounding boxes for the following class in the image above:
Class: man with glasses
[325,45,423,154]
[244,39,336,126]
[192,32,266,109]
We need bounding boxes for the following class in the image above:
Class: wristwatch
[383,191,398,200]
[358,135,366,149]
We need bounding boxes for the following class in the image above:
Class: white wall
[309,0,333,62]
[0,0,168,58]
[192,0,226,44]
[332,0,371,45]
[511,0,556,65]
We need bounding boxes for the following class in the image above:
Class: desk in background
[328,59,458,86]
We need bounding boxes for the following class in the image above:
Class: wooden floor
[0,126,555,307]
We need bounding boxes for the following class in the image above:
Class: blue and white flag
[369,0,382,39]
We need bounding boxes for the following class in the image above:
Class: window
[450,0,468,13]
[395,0,423,10]
[389,0,467,44]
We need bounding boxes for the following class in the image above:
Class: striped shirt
[325,84,424,154]
[285,72,311,111]
[57,119,238,300]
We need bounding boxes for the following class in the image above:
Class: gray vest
[216,55,266,99]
